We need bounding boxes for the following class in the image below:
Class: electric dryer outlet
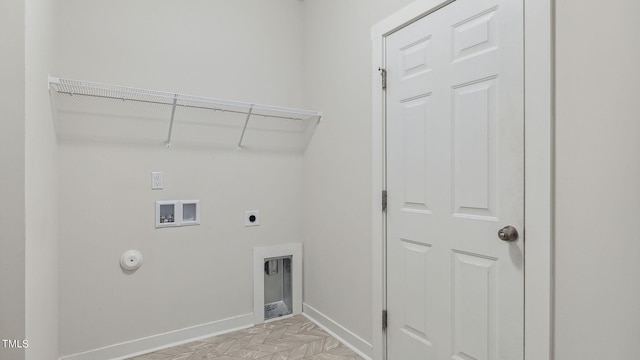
[245,210,260,226]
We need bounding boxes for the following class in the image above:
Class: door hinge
[378,67,387,90]
[382,190,387,211]
[382,310,388,330]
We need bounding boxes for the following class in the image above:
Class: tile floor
[127,315,365,360]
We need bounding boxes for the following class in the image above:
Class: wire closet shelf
[48,76,322,149]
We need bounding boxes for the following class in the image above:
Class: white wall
[55,0,307,357]
[304,1,640,359]
[54,0,421,356]
[0,0,26,359]
[24,0,59,358]
[33,1,640,358]
[54,0,305,106]
[0,0,58,359]
[301,0,415,350]
[555,1,640,358]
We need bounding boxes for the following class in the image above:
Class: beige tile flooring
[127,315,365,360]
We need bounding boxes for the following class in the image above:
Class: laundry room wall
[0,0,58,359]
[301,0,415,353]
[55,0,307,357]
[554,1,640,358]
[0,0,27,359]
[25,0,59,358]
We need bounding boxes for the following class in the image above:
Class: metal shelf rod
[237,105,254,150]
[53,91,313,121]
[165,95,178,148]
[55,91,173,107]
[49,77,320,118]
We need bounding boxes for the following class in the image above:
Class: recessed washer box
[156,200,200,228]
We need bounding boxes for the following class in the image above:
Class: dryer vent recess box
[155,200,200,228]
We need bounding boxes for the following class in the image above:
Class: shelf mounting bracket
[165,94,178,148]
[236,105,254,150]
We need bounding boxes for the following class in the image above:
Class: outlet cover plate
[152,172,163,190]
[245,210,260,226]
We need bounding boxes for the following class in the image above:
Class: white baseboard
[302,303,373,360]
[59,313,253,360]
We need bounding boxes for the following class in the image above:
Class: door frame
[370,1,554,359]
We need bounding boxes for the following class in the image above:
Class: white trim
[58,313,253,360]
[371,1,554,359]
[523,0,554,359]
[253,243,303,325]
[371,26,387,360]
[303,303,373,360]
[263,313,295,324]
[371,0,454,40]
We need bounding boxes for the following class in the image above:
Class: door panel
[452,77,497,219]
[401,96,433,213]
[400,239,432,341]
[452,251,497,360]
[385,0,524,359]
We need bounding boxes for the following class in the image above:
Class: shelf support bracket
[236,105,254,150]
[165,94,178,148]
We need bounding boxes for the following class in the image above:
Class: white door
[385,0,524,359]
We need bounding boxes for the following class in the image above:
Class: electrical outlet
[245,210,260,226]
[151,172,163,190]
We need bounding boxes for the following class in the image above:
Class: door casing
[371,1,554,359]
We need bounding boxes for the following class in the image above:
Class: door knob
[498,225,519,242]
